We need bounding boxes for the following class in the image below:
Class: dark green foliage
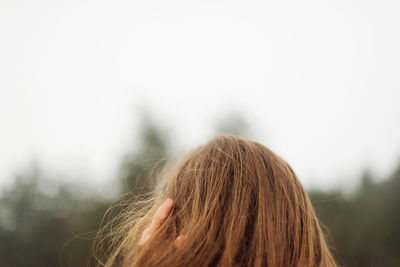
[310,166,400,267]
[0,114,170,267]
[0,163,110,267]
[1,114,399,266]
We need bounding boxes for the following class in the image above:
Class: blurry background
[1,0,400,266]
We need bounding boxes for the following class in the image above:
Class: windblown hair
[94,134,337,267]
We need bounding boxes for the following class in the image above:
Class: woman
[96,134,337,267]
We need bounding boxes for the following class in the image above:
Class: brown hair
[95,134,337,267]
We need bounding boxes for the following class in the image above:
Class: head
[96,134,337,267]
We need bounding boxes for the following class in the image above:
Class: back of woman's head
[97,134,337,267]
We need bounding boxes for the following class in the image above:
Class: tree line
[0,115,399,266]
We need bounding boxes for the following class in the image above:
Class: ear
[173,235,188,249]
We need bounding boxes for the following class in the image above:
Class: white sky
[1,0,400,191]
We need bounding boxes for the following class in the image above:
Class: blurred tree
[213,111,252,138]
[310,164,400,266]
[1,111,400,267]
[119,112,170,195]
[0,162,110,267]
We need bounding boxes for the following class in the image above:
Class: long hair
[94,134,337,267]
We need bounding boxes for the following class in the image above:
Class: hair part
[94,134,337,267]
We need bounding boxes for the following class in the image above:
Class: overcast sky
[1,0,399,191]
